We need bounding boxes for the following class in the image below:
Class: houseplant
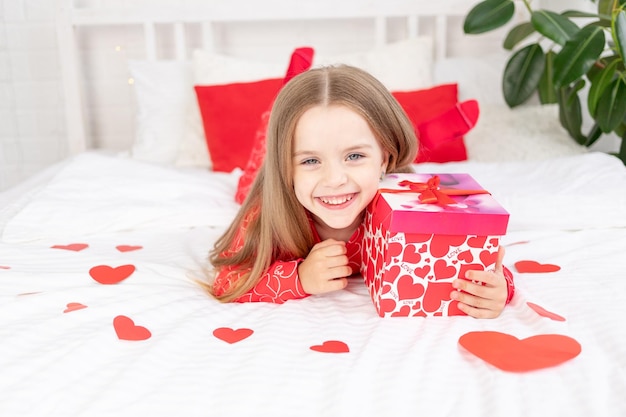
[463,0,626,163]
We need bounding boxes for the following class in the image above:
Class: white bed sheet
[1,153,625,417]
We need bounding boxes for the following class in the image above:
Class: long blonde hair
[207,65,418,302]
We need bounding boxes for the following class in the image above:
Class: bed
[1,1,626,416]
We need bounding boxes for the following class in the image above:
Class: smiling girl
[206,65,514,318]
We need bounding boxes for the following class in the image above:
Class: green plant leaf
[562,10,599,18]
[557,81,587,144]
[585,123,604,147]
[618,124,626,164]
[588,58,620,116]
[613,10,626,61]
[503,43,545,107]
[531,10,580,46]
[553,25,606,87]
[503,22,536,50]
[596,77,626,132]
[539,51,558,104]
[464,0,515,34]
[599,0,615,19]
[587,55,622,81]
[599,0,626,19]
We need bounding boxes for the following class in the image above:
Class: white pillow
[314,37,433,91]
[129,38,434,170]
[434,54,509,105]
[128,60,199,165]
[465,104,588,162]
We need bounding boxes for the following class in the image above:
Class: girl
[206,65,514,318]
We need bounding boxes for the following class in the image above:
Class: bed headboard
[55,0,508,157]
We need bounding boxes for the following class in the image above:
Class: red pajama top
[213,213,516,304]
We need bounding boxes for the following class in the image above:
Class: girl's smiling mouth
[317,193,356,207]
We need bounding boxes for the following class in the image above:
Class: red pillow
[194,78,283,172]
[392,83,474,163]
[414,100,479,163]
[392,83,459,124]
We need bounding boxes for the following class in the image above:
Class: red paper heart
[457,250,474,263]
[310,340,350,353]
[213,327,254,344]
[397,275,425,300]
[433,259,457,279]
[515,260,561,273]
[479,250,498,267]
[116,245,143,253]
[413,264,431,278]
[388,242,403,258]
[384,265,401,282]
[0,265,10,270]
[63,302,87,313]
[113,315,151,341]
[527,302,566,322]
[51,243,89,252]
[402,244,422,264]
[380,298,397,314]
[391,305,412,317]
[89,264,135,284]
[467,235,487,249]
[422,281,454,313]
[430,235,466,257]
[459,331,581,372]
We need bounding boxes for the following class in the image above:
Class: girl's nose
[322,162,348,187]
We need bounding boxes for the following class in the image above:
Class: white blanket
[1,152,625,417]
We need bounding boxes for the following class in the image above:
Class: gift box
[361,173,509,317]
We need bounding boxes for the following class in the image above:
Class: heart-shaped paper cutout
[527,302,566,321]
[515,260,561,273]
[433,259,457,279]
[479,250,498,267]
[51,243,89,252]
[116,245,143,253]
[459,331,580,372]
[63,302,87,313]
[397,275,425,300]
[402,244,422,264]
[310,340,350,353]
[89,264,135,284]
[113,315,151,341]
[422,281,454,313]
[213,327,254,344]
[0,265,10,270]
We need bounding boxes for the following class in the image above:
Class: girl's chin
[313,210,364,232]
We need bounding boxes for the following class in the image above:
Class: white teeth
[320,195,353,205]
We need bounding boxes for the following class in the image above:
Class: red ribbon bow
[376,175,490,206]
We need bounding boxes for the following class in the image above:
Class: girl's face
[292,104,388,239]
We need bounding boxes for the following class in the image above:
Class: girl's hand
[298,239,351,295]
[450,247,508,319]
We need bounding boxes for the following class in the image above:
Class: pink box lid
[373,173,509,235]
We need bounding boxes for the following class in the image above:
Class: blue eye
[301,158,319,165]
[347,153,364,161]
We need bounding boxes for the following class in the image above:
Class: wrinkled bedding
[1,152,625,417]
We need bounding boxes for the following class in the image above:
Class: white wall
[1,0,67,191]
[0,0,613,192]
